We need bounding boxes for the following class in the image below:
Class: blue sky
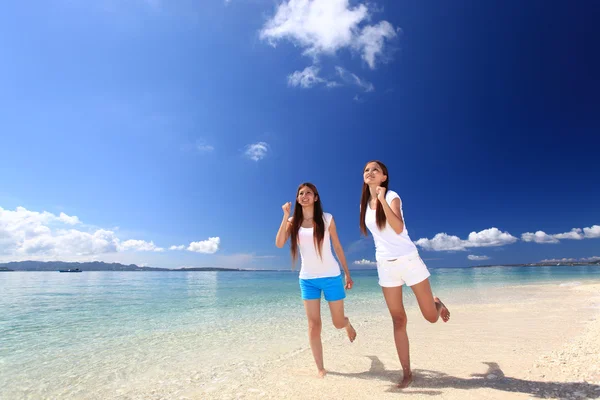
[1,0,599,270]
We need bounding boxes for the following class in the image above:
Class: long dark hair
[360,160,389,235]
[290,182,325,263]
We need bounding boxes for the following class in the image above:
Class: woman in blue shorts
[275,182,356,378]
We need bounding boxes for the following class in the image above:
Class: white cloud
[0,206,184,261]
[466,228,519,248]
[415,233,465,251]
[0,206,121,257]
[582,256,600,262]
[353,259,377,266]
[288,66,329,88]
[521,231,560,244]
[244,142,269,161]
[354,21,397,68]
[287,65,372,92]
[416,228,517,252]
[169,245,185,251]
[335,66,374,92]
[260,0,396,69]
[521,226,600,243]
[584,225,600,239]
[197,142,214,153]
[468,255,490,261]
[188,237,220,254]
[120,239,164,252]
[553,228,584,240]
[541,256,600,263]
[58,212,81,225]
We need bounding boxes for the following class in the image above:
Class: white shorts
[376,251,431,287]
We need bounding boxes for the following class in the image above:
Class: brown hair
[360,160,389,235]
[290,182,325,264]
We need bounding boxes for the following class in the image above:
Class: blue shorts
[299,275,346,302]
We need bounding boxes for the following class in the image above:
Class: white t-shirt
[293,213,342,279]
[365,190,418,260]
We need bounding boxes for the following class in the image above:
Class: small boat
[58,268,82,273]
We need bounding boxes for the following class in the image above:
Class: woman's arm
[275,202,292,248]
[329,217,354,289]
[376,187,404,234]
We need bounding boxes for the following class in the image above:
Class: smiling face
[297,185,318,207]
[363,161,387,186]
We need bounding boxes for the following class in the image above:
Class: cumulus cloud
[419,224,600,251]
[0,206,121,258]
[582,256,600,262]
[415,228,517,252]
[584,225,600,238]
[120,240,164,252]
[522,225,599,243]
[169,245,186,251]
[244,142,269,161]
[58,212,81,225]
[415,233,466,251]
[468,255,490,261]
[540,256,600,263]
[521,231,560,244]
[553,228,584,240]
[260,0,397,69]
[353,259,377,266]
[0,206,195,260]
[188,237,220,254]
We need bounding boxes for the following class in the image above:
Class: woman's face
[297,186,317,206]
[364,162,387,185]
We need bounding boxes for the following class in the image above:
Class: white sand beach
[191,282,600,400]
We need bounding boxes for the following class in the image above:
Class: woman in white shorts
[360,160,450,389]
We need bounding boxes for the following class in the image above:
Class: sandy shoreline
[193,282,600,400]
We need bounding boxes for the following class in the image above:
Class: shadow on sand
[328,356,600,398]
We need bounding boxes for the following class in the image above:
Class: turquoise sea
[1,266,600,399]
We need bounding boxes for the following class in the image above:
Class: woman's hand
[376,186,387,203]
[282,202,291,217]
[345,274,354,290]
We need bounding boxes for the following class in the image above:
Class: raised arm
[275,202,292,248]
[376,187,404,234]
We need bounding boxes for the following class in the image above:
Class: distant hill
[472,260,600,268]
[0,261,243,272]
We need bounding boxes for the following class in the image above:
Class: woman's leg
[410,278,450,323]
[382,286,413,388]
[328,299,357,342]
[304,299,326,377]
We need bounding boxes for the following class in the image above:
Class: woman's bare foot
[345,320,357,342]
[398,371,413,388]
[317,369,327,378]
[434,296,450,322]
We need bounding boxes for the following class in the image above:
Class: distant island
[0,261,245,272]
[1,259,598,272]
[472,260,600,268]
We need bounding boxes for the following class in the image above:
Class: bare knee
[391,313,407,330]
[423,312,439,323]
[308,319,322,337]
[332,316,347,330]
